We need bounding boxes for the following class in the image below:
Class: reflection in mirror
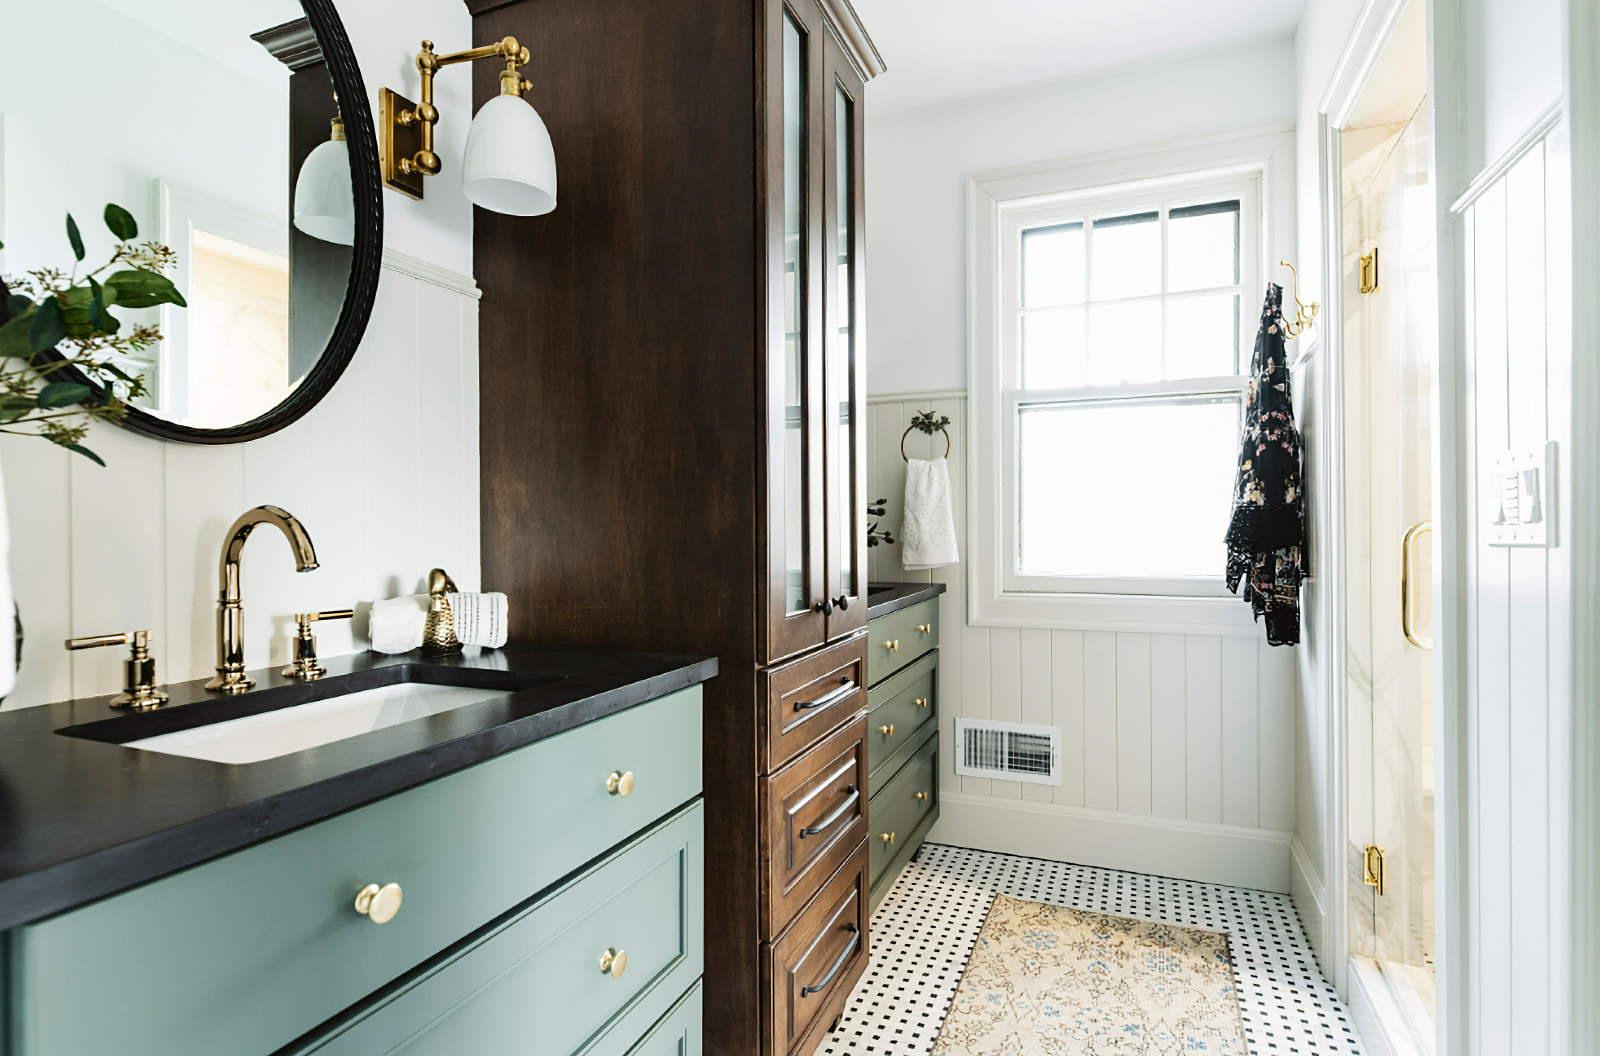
[1,0,355,432]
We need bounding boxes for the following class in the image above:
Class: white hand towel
[368,592,511,654]
[369,594,428,654]
[447,592,509,648]
[902,456,959,570]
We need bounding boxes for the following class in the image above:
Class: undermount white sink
[124,682,516,765]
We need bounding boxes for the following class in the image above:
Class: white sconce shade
[461,94,557,216]
[293,133,356,245]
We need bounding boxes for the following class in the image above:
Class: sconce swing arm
[381,36,531,199]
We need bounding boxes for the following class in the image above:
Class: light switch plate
[1487,441,1556,547]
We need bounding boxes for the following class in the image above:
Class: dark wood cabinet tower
[467,0,882,1053]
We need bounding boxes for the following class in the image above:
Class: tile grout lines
[816,843,1368,1056]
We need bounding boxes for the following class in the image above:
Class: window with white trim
[997,170,1260,599]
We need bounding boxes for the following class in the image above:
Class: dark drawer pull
[795,679,857,712]
[799,785,859,838]
[801,922,860,997]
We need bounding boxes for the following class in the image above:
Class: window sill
[969,587,1271,637]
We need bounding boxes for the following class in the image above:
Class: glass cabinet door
[822,32,867,640]
[764,0,826,662]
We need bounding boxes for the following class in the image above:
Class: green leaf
[66,214,85,262]
[0,394,36,422]
[36,382,92,409]
[5,293,31,318]
[86,277,119,334]
[64,443,106,467]
[29,297,66,353]
[105,269,186,309]
[104,203,138,241]
[0,310,33,358]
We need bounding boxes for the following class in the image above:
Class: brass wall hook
[1278,260,1321,338]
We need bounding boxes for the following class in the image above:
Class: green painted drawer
[867,731,938,891]
[866,653,936,787]
[298,803,705,1056]
[625,982,702,1056]
[9,687,704,1056]
[867,598,939,686]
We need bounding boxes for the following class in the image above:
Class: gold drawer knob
[916,623,931,633]
[354,882,403,924]
[915,791,929,802]
[880,832,896,845]
[913,697,928,708]
[606,770,635,797]
[883,639,899,652]
[599,947,628,977]
[878,724,895,736]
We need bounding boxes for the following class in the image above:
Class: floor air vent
[954,719,1060,785]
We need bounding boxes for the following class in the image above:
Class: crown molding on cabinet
[818,0,886,80]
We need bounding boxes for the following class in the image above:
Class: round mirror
[0,0,381,444]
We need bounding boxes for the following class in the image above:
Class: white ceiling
[850,0,1307,114]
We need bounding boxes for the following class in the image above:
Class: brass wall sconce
[382,36,557,216]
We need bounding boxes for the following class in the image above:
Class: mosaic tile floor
[816,843,1366,1056]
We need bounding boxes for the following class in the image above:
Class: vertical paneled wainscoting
[0,252,481,710]
[868,392,1295,892]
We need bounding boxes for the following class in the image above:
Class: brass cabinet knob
[880,832,895,845]
[915,791,929,802]
[606,770,635,797]
[913,697,928,708]
[916,623,931,633]
[599,947,628,978]
[883,640,899,652]
[354,882,403,924]
[878,724,895,736]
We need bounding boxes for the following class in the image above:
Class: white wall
[0,0,479,709]
[866,35,1297,395]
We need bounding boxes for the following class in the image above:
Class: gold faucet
[206,505,319,694]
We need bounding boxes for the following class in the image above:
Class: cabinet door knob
[915,791,929,802]
[354,882,403,924]
[815,598,834,616]
[878,724,895,736]
[599,947,628,978]
[913,697,928,708]
[880,832,896,845]
[606,770,635,797]
[916,623,931,633]
[833,595,850,612]
[883,640,899,652]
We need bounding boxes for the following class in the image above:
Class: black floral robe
[1225,283,1306,646]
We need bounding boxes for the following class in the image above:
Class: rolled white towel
[448,592,508,648]
[368,591,510,654]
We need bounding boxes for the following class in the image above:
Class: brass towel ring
[901,410,952,462]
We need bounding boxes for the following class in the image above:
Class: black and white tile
[817,843,1366,1056]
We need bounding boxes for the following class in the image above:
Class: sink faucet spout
[206,505,319,694]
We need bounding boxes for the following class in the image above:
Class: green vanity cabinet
[864,592,942,911]
[5,687,706,1056]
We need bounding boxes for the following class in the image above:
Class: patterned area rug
[930,894,1249,1054]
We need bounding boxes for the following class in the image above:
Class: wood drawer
[868,729,938,891]
[867,597,938,685]
[294,803,705,1056]
[9,687,704,1056]
[763,839,870,1056]
[866,652,936,785]
[760,632,867,771]
[763,713,868,934]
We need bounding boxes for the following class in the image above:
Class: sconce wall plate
[381,88,425,200]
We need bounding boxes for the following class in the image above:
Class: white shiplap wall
[0,258,480,709]
[1458,123,1572,1056]
[868,393,1297,892]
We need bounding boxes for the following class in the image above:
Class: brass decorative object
[282,609,354,679]
[65,630,170,708]
[207,506,319,694]
[1359,246,1380,294]
[1277,260,1322,338]
[381,37,533,200]
[422,568,461,655]
[354,882,403,924]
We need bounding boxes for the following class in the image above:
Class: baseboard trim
[1289,833,1330,977]
[929,792,1291,893]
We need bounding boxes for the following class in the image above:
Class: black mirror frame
[31,0,383,446]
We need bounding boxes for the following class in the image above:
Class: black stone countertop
[0,645,716,931]
[867,581,948,620]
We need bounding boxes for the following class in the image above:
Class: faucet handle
[64,630,170,708]
[283,609,353,681]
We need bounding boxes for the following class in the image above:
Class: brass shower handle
[1402,521,1433,650]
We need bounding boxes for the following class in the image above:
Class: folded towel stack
[369,592,510,655]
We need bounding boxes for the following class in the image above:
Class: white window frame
[967,130,1297,634]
